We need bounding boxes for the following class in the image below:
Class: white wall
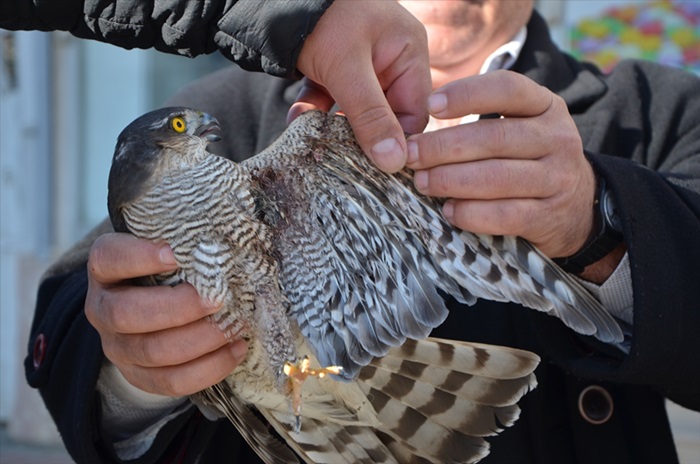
[0,30,151,442]
[0,31,53,435]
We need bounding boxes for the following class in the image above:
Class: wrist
[97,361,187,441]
[554,172,623,275]
[577,243,627,284]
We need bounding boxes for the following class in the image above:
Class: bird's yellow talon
[284,356,343,381]
[283,357,343,433]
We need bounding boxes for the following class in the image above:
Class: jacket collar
[514,11,608,114]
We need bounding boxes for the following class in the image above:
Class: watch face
[602,191,622,233]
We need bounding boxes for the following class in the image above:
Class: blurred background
[1,0,698,461]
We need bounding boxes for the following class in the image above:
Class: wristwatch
[554,173,623,274]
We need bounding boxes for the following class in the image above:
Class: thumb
[288,76,410,173]
[294,0,430,173]
[333,66,408,173]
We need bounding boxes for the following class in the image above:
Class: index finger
[287,78,336,124]
[429,70,554,120]
[88,233,178,284]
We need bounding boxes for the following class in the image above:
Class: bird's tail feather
[241,337,539,464]
[191,384,301,464]
[355,338,538,463]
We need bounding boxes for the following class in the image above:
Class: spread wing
[244,110,623,379]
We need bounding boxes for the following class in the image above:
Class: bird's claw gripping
[283,356,343,433]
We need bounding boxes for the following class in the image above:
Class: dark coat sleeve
[24,269,110,462]
[507,12,700,413]
[24,265,203,463]
[0,0,333,78]
[564,62,700,411]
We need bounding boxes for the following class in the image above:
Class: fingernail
[371,138,403,172]
[414,170,428,192]
[406,139,419,165]
[428,93,447,114]
[442,201,454,220]
[159,245,177,266]
[230,340,248,359]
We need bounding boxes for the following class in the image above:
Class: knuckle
[495,70,523,98]
[158,370,194,397]
[498,203,529,236]
[103,295,130,333]
[539,159,568,194]
[549,93,568,113]
[87,237,109,281]
[348,105,393,131]
[561,166,580,190]
[480,162,506,193]
[431,167,452,196]
[111,351,195,397]
[207,347,237,382]
[138,336,161,367]
[99,337,118,361]
[487,123,509,154]
[450,201,475,231]
[84,289,100,325]
[159,382,180,397]
[146,369,177,396]
[553,126,581,153]
[496,205,519,233]
[102,336,128,366]
[448,78,475,111]
[431,131,451,164]
[546,97,580,142]
[85,286,123,334]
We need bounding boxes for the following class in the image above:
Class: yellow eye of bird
[171,116,187,133]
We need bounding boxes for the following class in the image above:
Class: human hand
[290,0,431,173]
[406,70,596,259]
[85,233,247,397]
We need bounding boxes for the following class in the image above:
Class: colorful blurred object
[570,0,700,74]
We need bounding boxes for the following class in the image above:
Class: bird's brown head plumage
[107,107,221,233]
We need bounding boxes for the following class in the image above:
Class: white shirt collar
[479,26,528,74]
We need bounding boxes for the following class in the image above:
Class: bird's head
[107,107,221,232]
[114,107,221,163]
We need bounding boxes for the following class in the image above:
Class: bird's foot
[283,356,342,433]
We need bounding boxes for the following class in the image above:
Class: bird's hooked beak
[195,113,222,143]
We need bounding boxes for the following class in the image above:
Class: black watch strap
[554,174,623,274]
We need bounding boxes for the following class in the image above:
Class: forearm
[1,0,333,78]
[577,244,627,285]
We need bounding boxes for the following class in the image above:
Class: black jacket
[25,11,700,464]
[0,0,333,78]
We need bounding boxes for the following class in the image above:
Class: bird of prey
[107,107,622,463]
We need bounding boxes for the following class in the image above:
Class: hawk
[107,107,622,463]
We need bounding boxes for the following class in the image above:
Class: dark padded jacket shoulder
[0,0,333,77]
